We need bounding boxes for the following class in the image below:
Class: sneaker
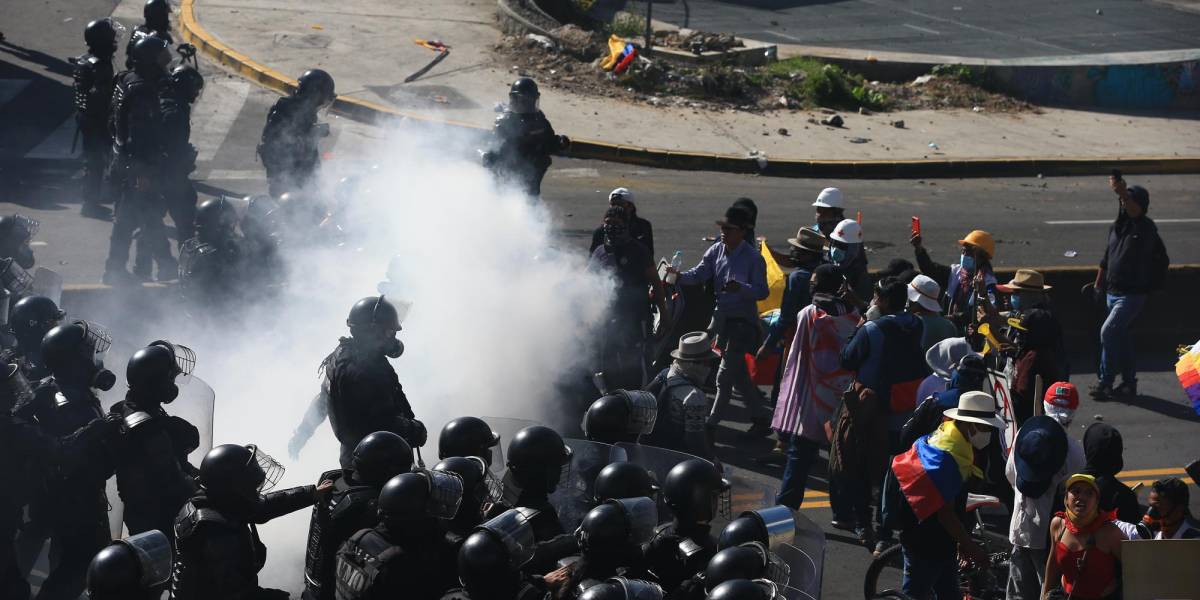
[1089,383,1113,402]
[873,539,893,557]
[829,519,856,532]
[1113,381,1138,399]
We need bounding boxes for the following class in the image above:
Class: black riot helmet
[86,530,173,600]
[377,470,464,524]
[10,295,64,346]
[707,580,779,600]
[434,456,493,522]
[0,214,38,269]
[143,0,170,29]
[705,545,771,591]
[84,18,121,54]
[125,340,196,403]
[0,364,34,414]
[439,416,501,466]
[717,506,796,550]
[130,35,170,75]
[241,195,280,243]
[506,425,573,495]
[194,197,238,239]
[459,508,539,598]
[593,461,659,503]
[664,458,732,524]
[346,296,404,358]
[508,78,539,114]
[352,431,413,487]
[581,390,658,444]
[297,69,336,108]
[40,320,116,390]
[580,579,665,600]
[199,444,284,507]
[575,497,657,556]
[168,65,205,103]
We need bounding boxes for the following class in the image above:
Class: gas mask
[92,359,116,391]
[385,338,404,359]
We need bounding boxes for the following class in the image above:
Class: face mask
[968,428,991,450]
[603,223,629,246]
[829,246,848,265]
[960,254,976,273]
[1009,295,1022,312]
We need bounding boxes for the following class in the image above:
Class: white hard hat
[812,187,844,209]
[829,219,862,244]
[609,187,634,203]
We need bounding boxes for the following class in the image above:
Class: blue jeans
[1099,293,1146,387]
[776,434,820,509]
[902,546,960,600]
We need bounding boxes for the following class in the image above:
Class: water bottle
[666,250,683,285]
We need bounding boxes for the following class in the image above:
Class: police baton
[415,447,426,469]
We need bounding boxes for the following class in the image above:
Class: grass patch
[611,12,647,39]
[751,57,890,111]
[930,63,991,87]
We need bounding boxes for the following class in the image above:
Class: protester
[771,264,860,510]
[886,391,1002,598]
[1078,422,1142,524]
[1041,474,1123,600]
[911,228,997,327]
[914,337,975,407]
[907,275,958,353]
[812,187,846,239]
[900,353,987,450]
[757,227,826,401]
[998,270,1068,426]
[1144,477,1200,539]
[827,219,872,305]
[1089,177,1169,401]
[590,187,653,256]
[668,205,771,437]
[1005,415,1084,600]
[588,206,668,390]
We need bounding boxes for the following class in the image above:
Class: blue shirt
[678,240,769,319]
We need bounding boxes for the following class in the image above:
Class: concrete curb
[178,0,1200,179]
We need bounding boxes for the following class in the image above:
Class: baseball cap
[1043,382,1079,424]
[812,187,844,209]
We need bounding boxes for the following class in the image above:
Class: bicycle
[864,493,1012,600]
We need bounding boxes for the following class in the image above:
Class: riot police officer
[439,416,501,467]
[716,506,795,551]
[1,363,116,600]
[84,530,173,600]
[105,36,171,285]
[7,295,65,380]
[455,508,549,600]
[581,390,658,445]
[302,431,413,600]
[258,69,335,197]
[577,578,664,600]
[706,579,783,600]
[160,65,204,250]
[0,214,38,270]
[74,18,121,219]
[481,78,569,197]
[239,194,285,290]
[319,296,426,470]
[700,543,789,595]
[178,197,241,304]
[173,443,332,600]
[499,425,573,539]
[108,340,200,540]
[333,469,463,600]
[592,462,659,504]
[565,497,657,591]
[16,321,119,600]
[434,456,494,539]
[641,458,731,591]
[125,0,173,69]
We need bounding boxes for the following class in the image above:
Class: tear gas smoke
[97,119,615,591]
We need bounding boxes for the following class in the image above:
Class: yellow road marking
[799,501,831,509]
[1117,467,1186,478]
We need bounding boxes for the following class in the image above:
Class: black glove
[557,135,570,151]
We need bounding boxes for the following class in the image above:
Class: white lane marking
[203,169,265,180]
[25,117,82,159]
[31,241,47,247]
[903,23,941,35]
[857,0,1074,53]
[552,168,601,178]
[1045,218,1200,225]
[763,30,806,43]
[193,79,252,162]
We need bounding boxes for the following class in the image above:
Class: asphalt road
[625,0,1200,58]
[2,2,1199,598]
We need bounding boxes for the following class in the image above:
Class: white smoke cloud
[116,118,617,591]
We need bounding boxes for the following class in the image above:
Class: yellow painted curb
[178,0,1200,178]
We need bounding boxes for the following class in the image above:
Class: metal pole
[645,0,653,51]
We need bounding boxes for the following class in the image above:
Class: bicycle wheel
[863,543,905,600]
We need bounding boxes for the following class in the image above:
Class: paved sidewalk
[193,0,1200,161]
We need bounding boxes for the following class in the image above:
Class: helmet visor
[12,215,39,241]
[77,320,113,357]
[0,259,33,296]
[741,542,792,587]
[611,578,665,600]
[560,443,574,486]
[120,530,173,587]
[247,444,285,492]
[151,340,197,383]
[480,507,539,569]
[610,496,658,546]
[426,469,465,520]
[716,477,733,521]
[622,390,658,436]
[747,505,797,550]
[509,93,538,114]
[108,18,128,38]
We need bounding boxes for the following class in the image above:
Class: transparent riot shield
[30,267,63,306]
[773,513,825,600]
[548,439,628,531]
[717,465,782,532]
[616,442,706,524]
[100,375,216,537]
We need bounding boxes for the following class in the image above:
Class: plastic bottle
[666,250,683,284]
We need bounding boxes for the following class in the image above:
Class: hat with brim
[670,331,719,362]
[996,269,1052,293]
[787,227,825,254]
[1013,416,1068,497]
[943,391,1005,429]
[716,206,753,230]
[907,274,942,313]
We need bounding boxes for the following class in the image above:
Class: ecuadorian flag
[891,421,982,521]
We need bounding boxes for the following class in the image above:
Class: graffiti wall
[994,60,1199,110]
